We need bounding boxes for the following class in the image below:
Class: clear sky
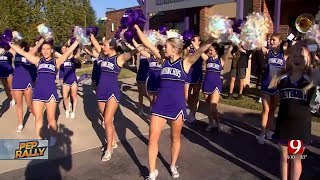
[91,0,140,19]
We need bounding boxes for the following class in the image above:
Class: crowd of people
[0,17,318,180]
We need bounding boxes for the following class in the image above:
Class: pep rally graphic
[15,140,47,159]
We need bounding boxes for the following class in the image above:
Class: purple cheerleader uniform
[202,57,223,94]
[91,56,102,87]
[96,55,121,102]
[0,51,13,78]
[32,58,58,102]
[186,48,203,84]
[274,74,313,145]
[12,54,35,90]
[59,64,64,80]
[147,56,162,93]
[136,56,149,83]
[261,50,285,95]
[63,58,77,86]
[152,58,187,120]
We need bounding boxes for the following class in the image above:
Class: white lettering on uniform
[281,89,307,100]
[161,67,181,78]
[0,56,8,61]
[21,57,27,63]
[207,63,220,70]
[64,62,72,66]
[101,61,115,70]
[38,64,55,71]
[149,62,162,68]
[269,58,283,65]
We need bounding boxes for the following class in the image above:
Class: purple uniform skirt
[96,73,120,103]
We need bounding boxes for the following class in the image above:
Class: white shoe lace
[101,150,112,161]
[65,110,70,118]
[16,124,23,132]
[70,112,75,119]
[146,169,158,180]
[170,166,179,178]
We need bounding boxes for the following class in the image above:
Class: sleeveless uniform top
[274,74,313,144]
[202,57,223,94]
[0,51,13,77]
[62,58,77,85]
[149,56,162,72]
[204,57,223,80]
[186,48,203,84]
[12,54,36,90]
[261,50,285,87]
[0,51,13,69]
[136,55,149,82]
[32,58,58,102]
[152,58,188,120]
[63,58,76,75]
[159,58,187,89]
[96,55,122,102]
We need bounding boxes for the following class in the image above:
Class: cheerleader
[184,36,203,122]
[11,38,44,132]
[90,34,144,161]
[61,40,81,119]
[258,33,287,144]
[135,24,214,179]
[135,53,149,115]
[84,45,102,91]
[127,40,158,116]
[9,39,80,146]
[269,43,313,180]
[197,41,232,131]
[58,45,67,86]
[0,47,15,106]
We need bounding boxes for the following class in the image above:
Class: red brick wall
[199,7,208,39]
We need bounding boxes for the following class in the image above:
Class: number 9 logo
[288,140,304,155]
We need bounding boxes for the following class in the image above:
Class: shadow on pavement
[78,84,105,145]
[0,98,10,118]
[24,124,73,180]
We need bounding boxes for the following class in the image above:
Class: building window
[111,23,115,32]
[193,14,197,25]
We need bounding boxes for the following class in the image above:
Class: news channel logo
[0,139,48,160]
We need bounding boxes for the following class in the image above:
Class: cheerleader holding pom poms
[0,29,15,107]
[89,31,145,161]
[11,32,45,132]
[8,25,80,146]
[61,38,82,119]
[135,24,215,179]
[268,40,315,180]
[193,39,232,131]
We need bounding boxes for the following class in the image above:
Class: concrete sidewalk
[0,77,319,176]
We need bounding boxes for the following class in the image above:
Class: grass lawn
[199,86,320,123]
[75,64,136,79]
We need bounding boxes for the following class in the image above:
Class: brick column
[199,7,208,39]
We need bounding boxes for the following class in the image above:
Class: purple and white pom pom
[166,29,182,39]
[240,12,269,50]
[145,30,158,45]
[207,15,232,42]
[306,24,320,45]
[73,26,91,45]
[37,24,54,41]
[12,31,23,41]
[228,33,241,45]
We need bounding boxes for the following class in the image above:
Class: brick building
[104,0,319,40]
[104,0,319,85]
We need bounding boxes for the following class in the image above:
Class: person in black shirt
[226,45,252,99]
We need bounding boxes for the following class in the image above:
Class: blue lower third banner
[0,140,48,160]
